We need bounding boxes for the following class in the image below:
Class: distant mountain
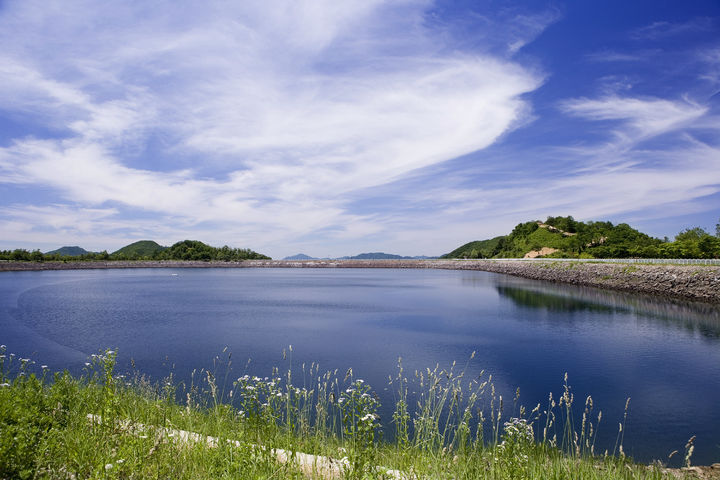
[111,240,167,259]
[45,246,93,257]
[341,252,436,260]
[283,253,317,260]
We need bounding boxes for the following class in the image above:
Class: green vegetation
[0,347,691,479]
[110,240,167,259]
[44,246,94,257]
[0,249,111,262]
[441,236,504,259]
[444,215,720,259]
[0,240,270,263]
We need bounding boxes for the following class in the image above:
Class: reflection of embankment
[495,279,720,339]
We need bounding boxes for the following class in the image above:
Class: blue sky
[1,0,719,258]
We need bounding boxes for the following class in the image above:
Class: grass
[0,346,695,479]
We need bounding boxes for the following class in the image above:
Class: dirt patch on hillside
[523,247,560,258]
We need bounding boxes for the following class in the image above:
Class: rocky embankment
[447,260,720,304]
[1,259,719,303]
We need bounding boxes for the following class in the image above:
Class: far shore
[1,258,719,304]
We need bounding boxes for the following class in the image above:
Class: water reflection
[2,268,720,465]
[494,277,720,339]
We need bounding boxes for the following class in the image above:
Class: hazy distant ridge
[283,253,317,260]
[283,252,435,260]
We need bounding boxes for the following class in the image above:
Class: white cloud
[697,47,720,86]
[0,0,544,255]
[561,96,707,145]
[505,10,561,54]
[585,51,646,63]
[630,18,715,41]
[336,91,720,256]
[4,2,715,258]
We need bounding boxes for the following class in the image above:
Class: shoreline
[1,258,719,304]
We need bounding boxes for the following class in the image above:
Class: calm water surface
[1,267,719,465]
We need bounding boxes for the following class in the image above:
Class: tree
[699,235,720,259]
[675,227,708,243]
[716,218,720,238]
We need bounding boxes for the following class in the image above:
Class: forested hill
[44,246,93,257]
[110,240,271,261]
[111,240,166,259]
[442,216,720,259]
[442,237,504,260]
[159,240,270,261]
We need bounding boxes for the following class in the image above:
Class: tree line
[0,240,270,262]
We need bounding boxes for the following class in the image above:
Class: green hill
[444,216,664,259]
[161,240,270,261]
[441,236,504,259]
[111,240,167,259]
[3,240,272,262]
[45,246,93,257]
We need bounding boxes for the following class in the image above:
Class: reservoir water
[1,267,719,465]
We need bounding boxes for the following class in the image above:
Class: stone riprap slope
[1,259,718,303]
[448,260,720,304]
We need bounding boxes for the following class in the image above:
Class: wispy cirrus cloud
[343,89,720,253]
[0,0,547,256]
[584,51,648,63]
[1,1,718,257]
[561,96,707,145]
[630,18,716,41]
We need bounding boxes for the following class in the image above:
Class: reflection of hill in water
[496,285,616,314]
[494,279,720,340]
